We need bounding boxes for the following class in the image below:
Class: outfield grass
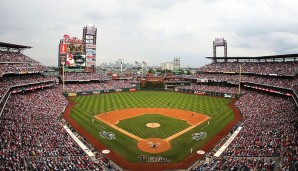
[69,91,235,163]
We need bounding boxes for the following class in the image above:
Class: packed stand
[191,156,276,171]
[63,72,108,81]
[0,88,101,170]
[179,84,239,94]
[198,61,298,76]
[0,51,49,76]
[0,51,38,63]
[192,73,298,90]
[0,74,56,98]
[191,91,297,171]
[65,80,136,92]
[226,91,297,170]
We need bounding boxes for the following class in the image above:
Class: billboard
[60,55,66,65]
[86,25,96,35]
[85,45,96,67]
[60,44,67,54]
[214,38,225,46]
[66,53,86,67]
[67,44,84,54]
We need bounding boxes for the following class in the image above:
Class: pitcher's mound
[146,123,160,128]
[137,138,171,153]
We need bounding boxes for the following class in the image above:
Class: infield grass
[69,91,235,163]
[116,114,190,139]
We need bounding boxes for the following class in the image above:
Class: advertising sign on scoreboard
[67,44,84,54]
[85,44,96,67]
[86,48,96,55]
[60,44,67,54]
[86,25,96,35]
[60,55,66,65]
[66,53,86,67]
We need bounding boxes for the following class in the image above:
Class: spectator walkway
[214,126,243,157]
[63,125,96,161]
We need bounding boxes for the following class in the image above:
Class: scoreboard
[58,25,97,74]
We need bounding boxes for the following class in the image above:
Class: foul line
[97,117,143,141]
[164,117,209,141]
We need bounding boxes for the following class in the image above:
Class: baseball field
[63,91,240,170]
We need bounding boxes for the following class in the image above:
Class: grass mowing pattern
[72,91,231,115]
[69,91,234,163]
[116,114,190,139]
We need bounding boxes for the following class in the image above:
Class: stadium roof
[206,53,298,60]
[0,42,32,49]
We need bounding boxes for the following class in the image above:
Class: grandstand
[0,41,297,171]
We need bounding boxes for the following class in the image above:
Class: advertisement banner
[86,48,96,55]
[60,55,66,65]
[86,25,96,35]
[86,55,96,60]
[214,38,225,46]
[66,54,86,67]
[68,44,84,54]
[60,44,67,54]
[86,44,96,49]
[86,61,96,66]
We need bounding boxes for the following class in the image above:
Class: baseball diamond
[63,91,242,170]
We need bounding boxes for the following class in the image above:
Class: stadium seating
[0,51,48,76]
[198,61,298,76]
[63,72,108,81]
[65,80,136,92]
[194,73,297,89]
[0,74,56,98]
[1,56,297,170]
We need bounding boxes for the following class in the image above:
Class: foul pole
[238,65,242,95]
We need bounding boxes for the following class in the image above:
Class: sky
[1,0,298,68]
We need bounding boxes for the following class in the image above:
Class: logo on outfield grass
[138,155,171,163]
[99,131,116,140]
[192,132,207,141]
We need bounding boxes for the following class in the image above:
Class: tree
[148,68,154,73]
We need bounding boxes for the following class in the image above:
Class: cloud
[0,0,298,67]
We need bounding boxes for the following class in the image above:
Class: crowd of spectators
[179,83,239,94]
[191,156,276,171]
[0,51,49,76]
[63,72,108,81]
[191,73,298,90]
[0,51,38,63]
[198,61,298,76]
[232,91,297,169]
[0,56,297,170]
[192,91,297,171]
[65,80,137,92]
[0,63,48,75]
[0,74,56,98]
[0,88,107,170]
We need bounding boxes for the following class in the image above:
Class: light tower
[213,38,227,62]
